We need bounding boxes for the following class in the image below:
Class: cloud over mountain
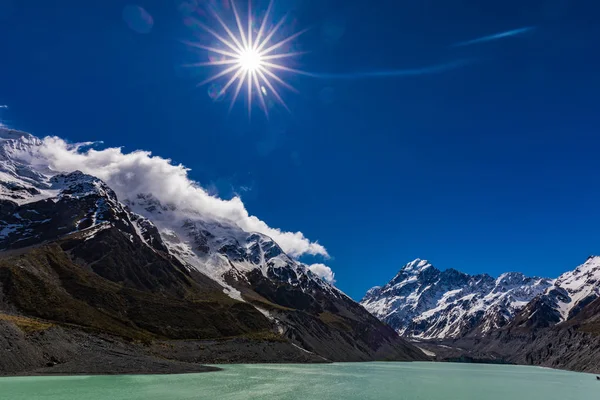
[308,263,336,283]
[16,134,329,259]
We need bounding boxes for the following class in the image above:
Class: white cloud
[0,105,7,127]
[308,263,336,284]
[21,135,328,258]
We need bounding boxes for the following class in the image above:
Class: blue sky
[1,0,599,299]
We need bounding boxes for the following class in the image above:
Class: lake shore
[9,359,222,377]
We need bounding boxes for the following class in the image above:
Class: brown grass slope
[0,230,272,342]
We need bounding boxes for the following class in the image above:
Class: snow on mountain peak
[363,256,600,339]
[364,286,381,297]
[361,259,553,339]
[403,258,433,273]
[1,129,53,204]
[0,127,41,145]
[50,170,118,201]
[532,256,600,322]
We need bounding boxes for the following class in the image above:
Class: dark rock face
[128,212,169,253]
[181,221,212,253]
[508,295,600,373]
[515,256,600,327]
[0,171,133,250]
[0,181,41,201]
[421,320,600,374]
[508,296,563,330]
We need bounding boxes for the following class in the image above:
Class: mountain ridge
[509,255,600,330]
[361,258,553,339]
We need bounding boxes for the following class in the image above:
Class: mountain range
[2,127,599,375]
[0,128,425,375]
[361,257,600,372]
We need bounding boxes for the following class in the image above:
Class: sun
[184,0,307,115]
[238,49,262,72]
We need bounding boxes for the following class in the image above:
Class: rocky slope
[418,293,600,373]
[509,256,600,330]
[0,128,426,374]
[361,259,552,339]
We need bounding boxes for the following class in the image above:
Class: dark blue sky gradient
[1,0,599,299]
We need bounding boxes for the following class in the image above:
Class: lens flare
[239,49,262,71]
[185,0,308,116]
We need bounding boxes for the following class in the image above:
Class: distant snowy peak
[0,128,51,204]
[403,258,433,273]
[364,286,382,298]
[0,128,42,156]
[361,258,552,339]
[364,256,600,339]
[514,256,600,327]
[555,256,600,318]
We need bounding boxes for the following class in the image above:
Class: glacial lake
[0,362,597,400]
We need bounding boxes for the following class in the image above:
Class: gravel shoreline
[0,321,326,377]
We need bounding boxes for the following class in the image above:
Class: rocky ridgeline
[361,259,552,339]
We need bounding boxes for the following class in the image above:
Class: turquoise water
[0,362,596,400]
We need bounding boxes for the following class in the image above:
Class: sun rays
[185,0,307,116]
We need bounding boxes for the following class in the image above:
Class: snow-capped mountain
[511,256,600,329]
[361,259,553,339]
[0,127,425,362]
[0,129,165,253]
[0,129,50,204]
[0,128,342,303]
[121,192,345,304]
[0,128,338,300]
